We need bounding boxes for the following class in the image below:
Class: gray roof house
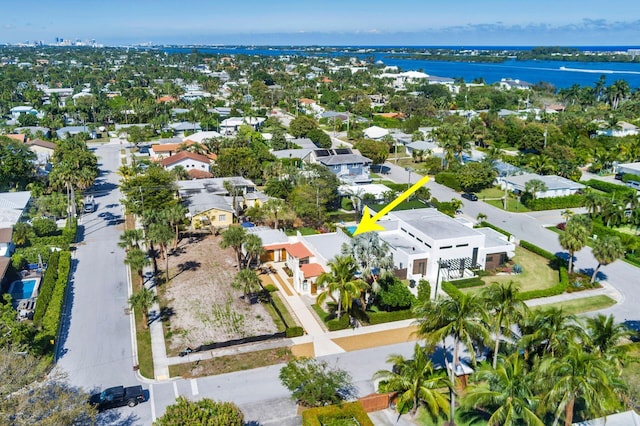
[310,148,372,184]
[0,191,31,228]
[499,173,585,199]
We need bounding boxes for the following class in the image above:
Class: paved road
[55,142,153,425]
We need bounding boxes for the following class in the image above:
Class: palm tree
[162,205,187,250]
[540,345,622,426]
[559,220,588,274]
[461,353,544,426]
[233,268,262,302]
[219,226,247,270]
[124,248,150,285]
[524,179,548,201]
[590,235,625,283]
[129,287,158,329]
[341,232,394,294]
[417,292,489,425]
[261,198,287,230]
[584,314,631,366]
[560,209,574,224]
[242,233,264,269]
[315,255,362,320]
[373,343,450,419]
[481,281,528,369]
[148,222,174,281]
[519,307,584,360]
[118,229,145,252]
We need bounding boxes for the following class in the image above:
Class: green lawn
[462,246,558,294]
[485,197,531,212]
[532,295,616,315]
[285,227,317,236]
[476,186,506,199]
[622,342,640,401]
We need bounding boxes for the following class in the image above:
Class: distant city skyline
[1,0,640,46]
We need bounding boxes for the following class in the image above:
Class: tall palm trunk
[449,338,459,426]
[493,311,503,369]
[564,397,575,426]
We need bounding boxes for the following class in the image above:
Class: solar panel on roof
[333,148,351,155]
[314,150,330,157]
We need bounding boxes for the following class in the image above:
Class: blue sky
[2,0,640,46]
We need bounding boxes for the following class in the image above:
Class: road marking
[149,384,156,422]
[190,379,199,396]
[173,381,179,398]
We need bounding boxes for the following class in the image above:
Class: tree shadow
[623,320,640,342]
[96,410,140,426]
[149,306,175,324]
[173,261,201,278]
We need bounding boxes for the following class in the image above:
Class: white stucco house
[363,126,390,140]
[498,173,585,199]
[161,151,213,178]
[374,208,515,290]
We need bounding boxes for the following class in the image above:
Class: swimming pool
[345,226,357,235]
[9,278,38,300]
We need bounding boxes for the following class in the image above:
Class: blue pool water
[345,226,357,235]
[9,279,37,300]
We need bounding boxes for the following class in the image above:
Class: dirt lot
[161,233,278,354]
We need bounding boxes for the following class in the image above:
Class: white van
[626,180,640,191]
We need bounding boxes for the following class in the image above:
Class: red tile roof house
[261,241,326,295]
[160,151,213,178]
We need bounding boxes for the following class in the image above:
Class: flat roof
[302,231,351,263]
[389,209,480,240]
[379,231,428,255]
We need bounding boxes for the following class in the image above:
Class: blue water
[162,46,640,89]
[345,226,357,235]
[9,279,37,300]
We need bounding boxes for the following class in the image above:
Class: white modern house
[596,121,639,138]
[616,161,640,177]
[161,151,213,179]
[220,117,266,135]
[9,106,39,120]
[375,209,515,289]
[498,173,585,199]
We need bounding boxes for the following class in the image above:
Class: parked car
[138,146,150,154]
[89,385,145,412]
[462,193,478,201]
[615,172,624,180]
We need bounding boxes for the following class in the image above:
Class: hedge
[584,179,635,196]
[434,172,462,191]
[522,194,585,211]
[285,326,305,337]
[327,314,350,331]
[302,402,374,426]
[591,221,640,252]
[518,240,556,261]
[476,221,512,238]
[40,251,72,350]
[442,281,463,299]
[520,266,568,300]
[625,253,640,267]
[621,173,640,183]
[446,276,485,288]
[367,309,414,324]
[12,245,54,265]
[32,251,61,325]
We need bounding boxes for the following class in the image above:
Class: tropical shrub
[302,402,373,426]
[154,397,244,426]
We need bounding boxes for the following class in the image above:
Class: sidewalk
[525,280,623,307]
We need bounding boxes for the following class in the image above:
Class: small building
[596,121,640,137]
[499,78,532,90]
[363,126,390,140]
[9,106,38,120]
[219,117,266,135]
[161,151,213,178]
[0,228,14,257]
[310,148,372,184]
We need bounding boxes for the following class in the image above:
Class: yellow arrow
[353,174,430,236]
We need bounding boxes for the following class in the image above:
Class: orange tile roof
[299,98,316,105]
[320,77,333,83]
[286,242,313,259]
[151,140,196,153]
[157,95,177,103]
[263,243,290,251]
[5,134,27,143]
[161,151,212,167]
[188,169,214,179]
[301,263,324,278]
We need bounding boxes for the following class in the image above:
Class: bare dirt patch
[161,234,278,354]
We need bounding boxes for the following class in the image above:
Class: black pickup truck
[89,385,145,412]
